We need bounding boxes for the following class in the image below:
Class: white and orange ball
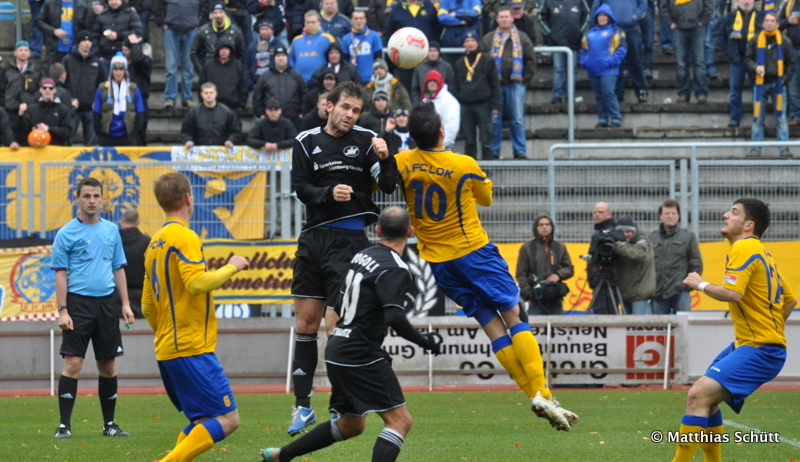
[387,27,429,69]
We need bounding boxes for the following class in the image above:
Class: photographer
[516,215,575,315]
[613,216,656,314]
[586,202,623,314]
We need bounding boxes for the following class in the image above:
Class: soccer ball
[27,129,51,148]
[387,27,429,69]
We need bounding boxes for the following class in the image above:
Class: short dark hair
[408,101,441,149]
[49,62,66,80]
[497,5,513,15]
[76,177,102,196]
[327,80,363,106]
[734,198,770,238]
[658,199,680,217]
[377,206,410,240]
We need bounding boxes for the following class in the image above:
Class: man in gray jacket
[613,216,655,314]
[660,0,714,103]
[648,199,702,314]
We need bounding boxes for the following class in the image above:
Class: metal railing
[0,149,795,244]
[440,45,577,145]
[549,141,800,241]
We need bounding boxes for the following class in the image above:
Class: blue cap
[15,40,30,50]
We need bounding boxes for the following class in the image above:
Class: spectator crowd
[7,0,800,156]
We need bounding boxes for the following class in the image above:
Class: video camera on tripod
[584,226,626,314]
[591,227,624,267]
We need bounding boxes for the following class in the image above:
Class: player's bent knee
[218,410,241,436]
[685,378,723,412]
[337,415,367,438]
[381,407,413,436]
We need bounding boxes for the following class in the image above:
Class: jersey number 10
[410,180,447,221]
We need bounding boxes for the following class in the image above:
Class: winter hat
[326,42,343,59]
[75,30,93,43]
[257,19,274,30]
[616,216,636,232]
[40,77,56,87]
[212,3,226,11]
[106,52,131,105]
[15,40,30,50]
[110,52,128,71]
[373,58,388,70]
[422,69,444,100]
[394,107,410,117]
[266,97,282,109]
[463,31,479,43]
[373,90,389,102]
[273,46,288,56]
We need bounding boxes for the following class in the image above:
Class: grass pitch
[2,389,798,462]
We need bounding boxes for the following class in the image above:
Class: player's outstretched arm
[683,272,743,303]
[385,306,442,354]
[186,255,249,295]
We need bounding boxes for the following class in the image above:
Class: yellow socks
[673,415,709,462]
[162,420,222,462]
[509,323,550,398]
[700,410,723,462]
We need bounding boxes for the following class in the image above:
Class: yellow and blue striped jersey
[723,237,795,348]
[395,147,492,262]
[141,218,218,361]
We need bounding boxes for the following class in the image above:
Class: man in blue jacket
[592,0,649,102]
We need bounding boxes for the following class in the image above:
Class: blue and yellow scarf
[730,9,757,41]
[753,29,784,121]
[491,26,523,81]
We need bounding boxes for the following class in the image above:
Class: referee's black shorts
[59,292,123,360]
[326,359,406,417]
[292,226,370,306]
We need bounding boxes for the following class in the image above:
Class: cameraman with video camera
[613,216,656,314]
[585,202,624,314]
[516,215,575,315]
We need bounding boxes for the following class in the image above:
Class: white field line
[723,419,800,449]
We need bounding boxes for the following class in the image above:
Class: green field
[2,390,798,462]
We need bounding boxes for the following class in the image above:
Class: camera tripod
[587,280,625,315]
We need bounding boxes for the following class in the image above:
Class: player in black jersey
[287,81,399,436]
[262,206,442,462]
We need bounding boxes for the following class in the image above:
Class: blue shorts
[429,243,520,327]
[705,342,786,414]
[158,353,237,421]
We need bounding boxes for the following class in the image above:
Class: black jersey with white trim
[325,243,411,366]
[292,125,398,231]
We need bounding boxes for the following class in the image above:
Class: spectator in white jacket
[420,69,460,149]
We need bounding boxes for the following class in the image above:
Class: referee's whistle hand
[332,184,354,202]
[58,312,73,331]
[371,137,389,159]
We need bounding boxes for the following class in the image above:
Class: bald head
[593,202,612,224]
[377,206,411,241]
[120,209,140,228]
